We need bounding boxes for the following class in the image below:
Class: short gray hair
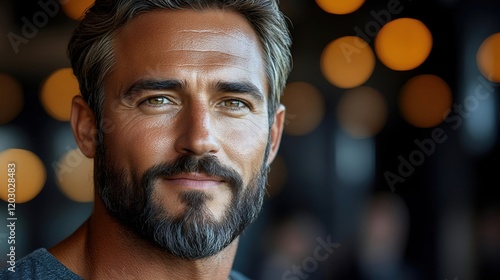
[68,0,292,126]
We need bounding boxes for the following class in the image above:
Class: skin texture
[50,9,285,280]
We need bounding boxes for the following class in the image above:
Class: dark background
[1,0,499,279]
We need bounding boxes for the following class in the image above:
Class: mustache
[141,155,243,189]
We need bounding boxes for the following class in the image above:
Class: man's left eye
[146,96,171,105]
[220,99,248,108]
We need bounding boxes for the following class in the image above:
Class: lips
[163,173,225,189]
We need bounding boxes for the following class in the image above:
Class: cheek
[217,118,269,177]
[104,114,174,173]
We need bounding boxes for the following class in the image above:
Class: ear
[70,95,97,158]
[267,104,286,165]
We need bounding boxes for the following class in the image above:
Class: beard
[94,140,269,260]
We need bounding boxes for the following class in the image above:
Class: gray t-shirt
[0,248,250,279]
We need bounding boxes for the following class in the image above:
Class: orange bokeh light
[62,0,95,20]
[40,68,80,121]
[315,0,366,15]
[375,18,433,71]
[281,82,325,136]
[477,33,500,83]
[321,36,375,89]
[55,148,94,203]
[0,149,46,203]
[0,74,24,124]
[399,74,452,128]
[337,86,388,138]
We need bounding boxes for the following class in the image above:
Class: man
[0,0,291,279]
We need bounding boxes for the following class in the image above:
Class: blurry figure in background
[476,206,500,280]
[357,192,416,280]
[257,211,330,280]
[323,191,419,279]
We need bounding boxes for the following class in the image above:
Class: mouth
[163,173,225,190]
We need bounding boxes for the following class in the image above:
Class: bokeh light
[375,18,433,71]
[335,131,376,186]
[281,82,325,135]
[321,36,376,88]
[55,148,94,203]
[0,149,46,203]
[40,68,80,121]
[315,0,365,15]
[62,0,95,20]
[0,74,24,125]
[477,33,500,83]
[399,74,453,128]
[337,86,388,138]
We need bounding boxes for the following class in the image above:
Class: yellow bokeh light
[477,33,500,83]
[321,36,375,89]
[337,86,388,138]
[55,148,94,203]
[0,149,46,203]
[0,74,24,125]
[375,18,433,71]
[40,68,80,121]
[316,0,365,15]
[399,74,452,128]
[62,0,95,20]
[281,82,325,136]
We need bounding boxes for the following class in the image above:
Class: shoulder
[0,248,82,280]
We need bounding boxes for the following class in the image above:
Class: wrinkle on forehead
[114,9,263,62]
[167,30,257,60]
[164,47,249,61]
[179,29,248,37]
[177,29,253,43]
[162,63,253,73]
[121,9,259,43]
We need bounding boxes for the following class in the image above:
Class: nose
[174,104,220,156]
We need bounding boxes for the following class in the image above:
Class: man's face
[93,9,281,259]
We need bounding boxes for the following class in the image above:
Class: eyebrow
[215,81,264,102]
[121,79,184,99]
[121,79,264,102]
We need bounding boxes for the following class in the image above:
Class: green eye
[146,96,170,105]
[222,100,246,108]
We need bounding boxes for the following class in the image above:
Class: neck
[50,198,238,280]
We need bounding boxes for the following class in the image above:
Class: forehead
[116,8,260,47]
[109,8,266,88]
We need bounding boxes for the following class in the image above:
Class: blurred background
[1,0,499,279]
